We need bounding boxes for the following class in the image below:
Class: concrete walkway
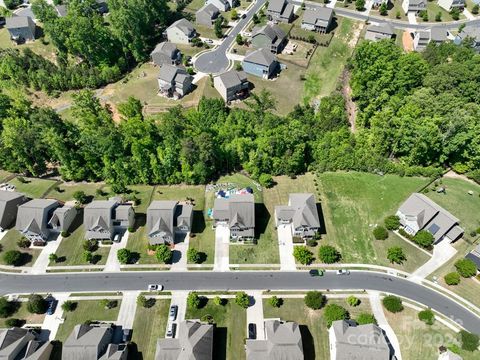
[104,232,129,272]
[277,225,296,271]
[0,231,8,242]
[40,292,70,341]
[116,291,140,329]
[369,291,403,360]
[326,0,337,9]
[168,291,188,338]
[214,226,230,272]
[246,291,265,340]
[31,235,63,274]
[171,233,190,272]
[407,12,418,25]
[410,241,457,281]
[464,9,475,21]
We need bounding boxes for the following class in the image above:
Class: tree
[450,7,460,20]
[293,246,314,265]
[83,239,98,252]
[235,291,250,309]
[27,294,47,314]
[258,173,274,188]
[413,230,434,248]
[17,238,31,249]
[382,295,403,313]
[235,34,244,45]
[379,2,387,15]
[444,272,461,285]
[100,299,117,309]
[187,292,201,309]
[156,244,172,264]
[214,17,223,38]
[269,296,282,308]
[49,253,58,263]
[252,13,259,23]
[117,248,133,264]
[3,0,22,10]
[213,296,224,306]
[324,304,349,327]
[83,251,93,263]
[73,190,88,204]
[304,291,325,310]
[387,246,406,264]
[346,295,360,307]
[187,248,201,264]
[318,245,341,263]
[5,318,23,327]
[0,298,13,318]
[231,8,238,20]
[459,330,479,351]
[356,313,377,325]
[355,0,365,10]
[472,4,479,14]
[454,259,477,278]
[137,295,147,307]
[384,215,400,230]
[435,12,442,22]
[3,250,22,266]
[62,300,77,312]
[395,10,401,18]
[373,226,388,240]
[418,309,435,325]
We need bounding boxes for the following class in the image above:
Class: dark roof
[158,64,188,83]
[366,23,394,36]
[216,70,248,88]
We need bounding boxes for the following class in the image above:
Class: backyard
[7,176,57,199]
[46,182,106,203]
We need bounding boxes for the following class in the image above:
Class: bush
[3,250,22,266]
[213,296,225,306]
[27,294,47,314]
[324,304,349,327]
[355,0,365,10]
[187,292,201,309]
[387,246,406,264]
[356,313,377,325]
[62,300,76,312]
[0,298,13,318]
[450,8,460,20]
[117,248,133,265]
[418,309,435,325]
[454,259,477,278]
[413,230,434,248]
[269,296,282,308]
[373,226,388,240]
[306,238,317,247]
[384,215,400,230]
[83,251,93,263]
[61,231,69,237]
[444,272,461,285]
[435,12,442,22]
[187,248,201,264]
[83,240,98,252]
[382,295,403,313]
[235,34,243,45]
[318,245,341,263]
[17,238,31,249]
[293,246,314,265]
[49,253,58,263]
[100,299,118,309]
[73,190,88,204]
[379,2,387,15]
[304,291,325,310]
[258,173,274,188]
[235,291,250,309]
[4,0,22,10]
[156,244,172,264]
[346,295,360,307]
[459,330,479,351]
[5,318,23,327]
[472,4,479,15]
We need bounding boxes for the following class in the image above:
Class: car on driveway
[166,322,176,338]
[204,39,214,44]
[336,269,350,275]
[122,329,131,343]
[309,269,324,277]
[169,305,178,321]
[248,323,256,339]
[148,284,163,291]
[46,297,57,315]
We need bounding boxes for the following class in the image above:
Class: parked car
[169,305,178,321]
[0,17,5,26]
[241,13,246,19]
[122,329,132,343]
[309,269,324,277]
[113,234,121,243]
[46,298,57,315]
[336,269,350,275]
[148,284,163,291]
[204,39,213,44]
[248,323,256,339]
[166,322,176,338]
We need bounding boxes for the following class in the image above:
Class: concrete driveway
[116,291,140,329]
[410,240,457,281]
[104,231,129,272]
[171,232,190,272]
[246,291,265,340]
[277,225,296,271]
[214,225,230,272]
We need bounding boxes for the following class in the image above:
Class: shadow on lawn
[254,203,270,239]
[300,324,316,360]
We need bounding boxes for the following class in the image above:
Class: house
[151,42,181,67]
[329,320,392,360]
[206,0,231,12]
[251,24,287,54]
[454,25,480,51]
[274,193,320,239]
[63,324,127,360]
[438,0,464,11]
[246,320,303,360]
[214,70,250,102]
[438,349,463,360]
[146,201,194,245]
[301,7,333,33]
[243,48,279,79]
[84,199,135,241]
[430,28,448,45]
[364,23,395,41]
[166,18,196,45]
[47,206,77,235]
[213,193,255,241]
[414,30,431,51]
[465,244,480,271]
[5,16,36,43]
[196,4,220,28]
[396,193,464,244]
[0,327,52,360]
[402,0,427,14]
[372,0,389,7]
[0,191,27,231]
[157,65,193,98]
[155,321,213,360]
[55,4,68,17]
[267,0,294,23]
[15,199,59,245]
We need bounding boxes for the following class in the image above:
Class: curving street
[2,270,480,333]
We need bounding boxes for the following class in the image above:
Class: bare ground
[340,69,357,132]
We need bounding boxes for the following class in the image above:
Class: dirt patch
[443,170,478,185]
[402,31,414,52]
[340,69,357,132]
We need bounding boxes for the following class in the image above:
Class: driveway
[168,291,188,338]
[277,225,296,271]
[214,225,230,272]
[246,291,265,340]
[171,233,190,272]
[40,292,70,341]
[116,291,140,329]
[410,240,457,281]
[104,231,129,272]
[31,235,63,274]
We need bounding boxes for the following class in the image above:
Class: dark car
[309,269,324,277]
[248,323,256,339]
[241,13,246,19]
[46,298,57,315]
[0,17,6,26]
[122,329,132,343]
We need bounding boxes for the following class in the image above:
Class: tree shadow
[199,296,209,309]
[134,213,146,231]
[68,209,84,234]
[17,253,32,266]
[299,325,316,360]
[192,210,206,233]
[91,254,102,264]
[127,342,143,360]
[171,250,182,264]
[254,203,270,238]
[213,326,227,360]
[316,203,327,236]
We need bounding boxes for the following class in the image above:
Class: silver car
[169,305,178,321]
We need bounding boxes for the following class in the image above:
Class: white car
[204,39,214,44]
[113,234,121,243]
[148,284,164,291]
[336,269,350,275]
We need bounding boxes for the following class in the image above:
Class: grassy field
[263,297,372,359]
[185,297,247,360]
[55,300,121,342]
[130,299,170,360]
[0,302,45,327]
[7,176,57,198]
[316,172,431,271]
[384,306,478,360]
[0,230,41,266]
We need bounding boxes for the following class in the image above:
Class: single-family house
[454,25,480,51]
[243,48,279,78]
[438,0,464,11]
[402,0,427,14]
[147,201,194,245]
[166,19,196,45]
[84,199,135,241]
[275,193,320,239]
[47,206,77,235]
[151,42,181,66]
[55,4,68,17]
[465,244,480,271]
[213,193,255,240]
[414,30,431,51]
[329,320,392,360]
[157,65,193,98]
[206,0,231,12]
[438,349,463,360]
[214,70,250,102]
[364,23,395,41]
[430,28,448,44]
[0,191,27,231]
[251,24,287,53]
[62,324,127,360]
[0,327,52,360]
[301,7,333,33]
[5,16,36,43]
[267,0,294,23]
[196,4,220,28]
[372,0,389,7]
[155,321,213,360]
[246,320,303,360]
[396,193,464,244]
[15,199,59,245]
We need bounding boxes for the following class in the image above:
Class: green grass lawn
[0,28,57,62]
[185,0,205,12]
[55,300,121,342]
[185,297,247,360]
[423,2,465,22]
[370,1,408,21]
[0,230,41,266]
[8,176,58,198]
[46,182,106,203]
[196,25,219,40]
[130,299,170,360]
[263,297,372,359]
[316,172,430,270]
[0,301,45,327]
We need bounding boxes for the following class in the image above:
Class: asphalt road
[194,0,267,74]
[3,271,480,333]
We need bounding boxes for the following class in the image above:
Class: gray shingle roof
[268,0,287,13]
[303,7,333,25]
[6,16,32,29]
[152,42,178,57]
[366,23,394,36]
[168,18,195,35]
[84,200,117,233]
[244,48,277,67]
[216,70,248,89]
[213,193,255,237]
[430,28,447,42]
[147,200,177,241]
[15,199,59,235]
[0,191,25,202]
[0,327,34,356]
[158,64,188,83]
[253,24,286,44]
[63,324,113,360]
[197,3,220,18]
[55,4,68,17]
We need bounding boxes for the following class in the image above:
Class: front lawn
[0,301,45,327]
[8,176,58,199]
[0,230,41,266]
[424,2,465,22]
[185,297,247,360]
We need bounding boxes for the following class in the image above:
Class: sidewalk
[40,292,70,341]
[214,226,230,272]
[369,291,403,360]
[277,225,296,271]
[407,12,418,25]
[104,232,129,272]
[246,291,265,340]
[410,241,457,281]
[171,233,190,272]
[31,235,63,274]
[463,8,475,20]
[116,291,140,329]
